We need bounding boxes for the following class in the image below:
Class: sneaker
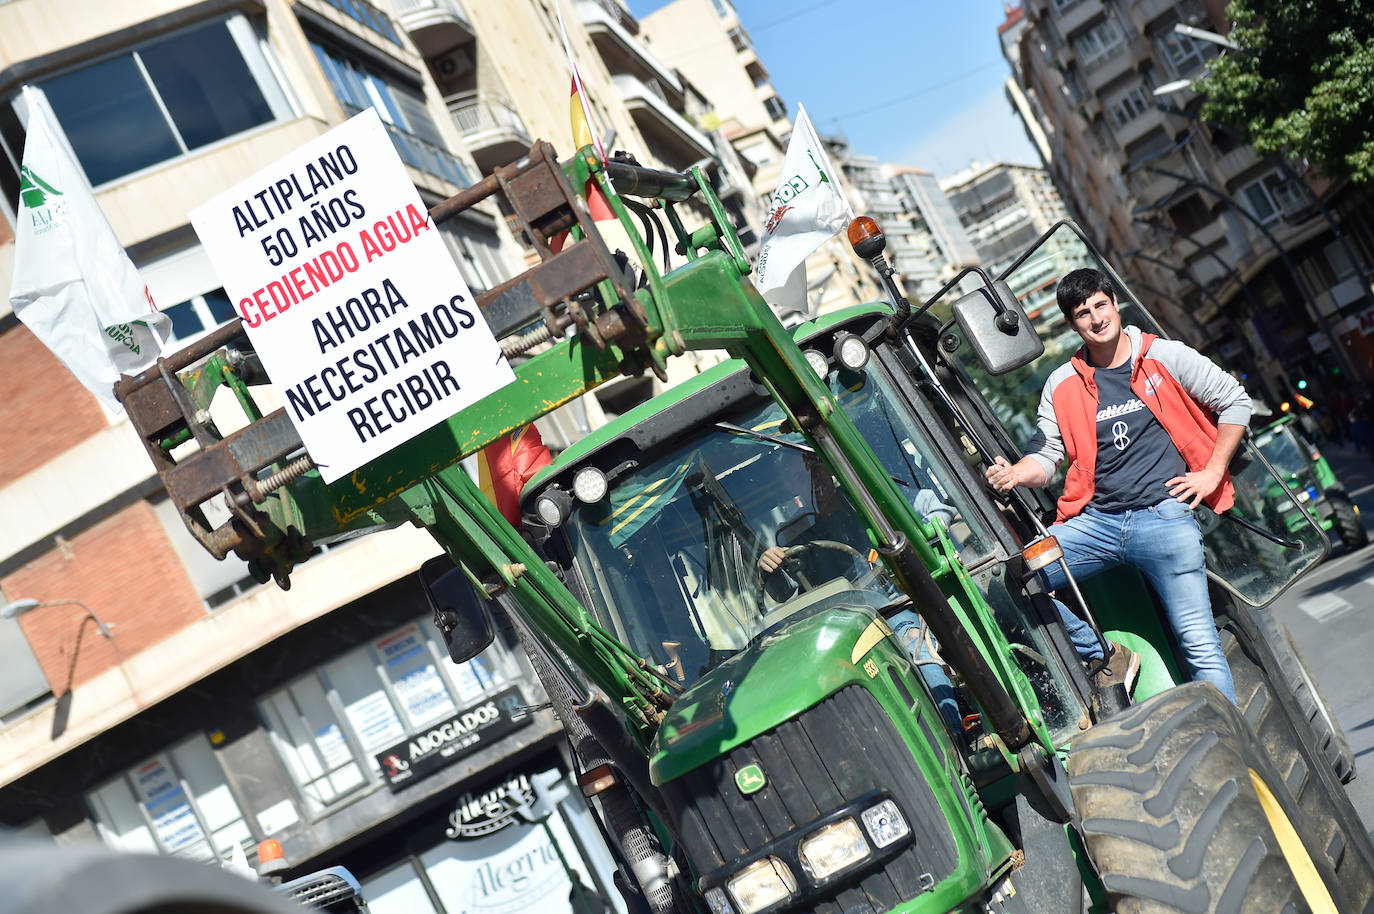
[1094,641,1141,695]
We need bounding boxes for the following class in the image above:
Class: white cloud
[896,82,1041,179]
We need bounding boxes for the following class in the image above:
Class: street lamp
[1,598,114,640]
[2,597,120,740]
[1172,23,1239,52]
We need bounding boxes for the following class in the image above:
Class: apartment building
[942,160,1075,326]
[1000,0,1374,396]
[0,0,772,910]
[826,137,979,304]
[640,0,885,320]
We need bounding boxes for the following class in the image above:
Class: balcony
[341,103,471,188]
[577,0,684,106]
[1211,144,1262,185]
[1115,103,1167,149]
[1127,0,1205,32]
[392,0,473,56]
[447,91,533,175]
[612,74,713,168]
[1055,0,1105,38]
[1083,41,1147,92]
[1187,215,1230,251]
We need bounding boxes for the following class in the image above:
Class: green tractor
[1250,412,1368,551]
[115,142,1371,913]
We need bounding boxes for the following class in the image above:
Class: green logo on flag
[735,764,766,795]
[19,166,61,210]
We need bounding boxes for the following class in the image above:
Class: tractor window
[1253,424,1307,477]
[565,395,899,687]
[561,365,996,689]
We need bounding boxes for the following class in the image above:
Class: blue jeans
[888,609,963,733]
[1041,499,1236,704]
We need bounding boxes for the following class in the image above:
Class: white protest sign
[190,108,513,483]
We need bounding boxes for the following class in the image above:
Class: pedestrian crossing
[1300,591,1355,622]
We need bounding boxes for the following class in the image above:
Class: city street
[1267,438,1374,830]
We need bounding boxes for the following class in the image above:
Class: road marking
[1351,483,1374,498]
[1300,592,1354,622]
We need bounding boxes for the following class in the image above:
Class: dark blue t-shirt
[1090,362,1186,511]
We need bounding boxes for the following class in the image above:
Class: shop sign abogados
[375,686,527,790]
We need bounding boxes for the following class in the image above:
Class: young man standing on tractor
[985,268,1251,703]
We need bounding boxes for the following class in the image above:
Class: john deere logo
[735,764,766,795]
[19,166,61,210]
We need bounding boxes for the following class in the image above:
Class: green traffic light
[1297,379,1308,390]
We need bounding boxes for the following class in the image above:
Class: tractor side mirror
[949,279,1044,375]
[419,556,495,664]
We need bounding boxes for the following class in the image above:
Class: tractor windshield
[1254,423,1308,478]
[563,366,991,689]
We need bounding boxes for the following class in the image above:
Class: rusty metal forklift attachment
[114,140,652,586]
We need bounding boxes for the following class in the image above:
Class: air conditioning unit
[433,47,474,93]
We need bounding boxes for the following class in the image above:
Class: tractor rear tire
[1219,624,1374,910]
[1329,491,1368,551]
[1068,682,1349,913]
[1223,617,1356,785]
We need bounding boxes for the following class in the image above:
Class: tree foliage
[1197,0,1374,182]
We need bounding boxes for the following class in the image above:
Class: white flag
[8,85,169,412]
[753,104,853,315]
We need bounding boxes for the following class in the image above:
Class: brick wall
[0,324,107,487]
[0,502,204,690]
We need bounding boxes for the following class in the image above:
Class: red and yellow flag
[477,424,553,524]
[568,78,614,223]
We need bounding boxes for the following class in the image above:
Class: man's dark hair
[1056,268,1117,319]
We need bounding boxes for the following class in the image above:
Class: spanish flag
[478,424,553,524]
[568,78,614,223]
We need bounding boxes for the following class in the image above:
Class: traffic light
[1297,379,1308,390]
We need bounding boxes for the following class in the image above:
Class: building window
[710,0,732,18]
[0,615,52,726]
[259,618,520,814]
[38,15,290,188]
[1240,171,1305,227]
[1073,18,1125,71]
[1107,85,1150,127]
[317,0,402,46]
[311,42,472,188]
[437,220,511,294]
[87,736,254,864]
[1050,0,1086,11]
[736,139,775,168]
[1154,26,1212,78]
[360,768,616,914]
[161,288,238,343]
[728,26,750,52]
[763,96,787,121]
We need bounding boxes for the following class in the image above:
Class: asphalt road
[1267,438,1374,830]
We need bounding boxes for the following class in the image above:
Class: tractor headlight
[798,818,870,880]
[704,887,736,914]
[572,467,609,504]
[535,488,572,526]
[727,857,796,914]
[834,332,870,370]
[802,348,829,378]
[860,799,910,848]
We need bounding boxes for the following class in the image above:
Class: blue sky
[629,0,1040,179]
